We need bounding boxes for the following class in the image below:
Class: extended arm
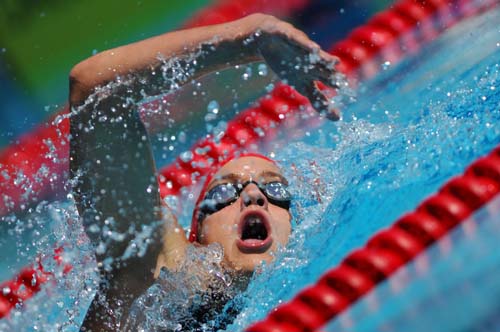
[69,13,340,117]
[69,18,258,105]
[71,14,340,330]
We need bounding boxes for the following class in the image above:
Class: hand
[248,14,341,120]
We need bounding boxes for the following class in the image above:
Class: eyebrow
[208,171,288,189]
[259,171,289,185]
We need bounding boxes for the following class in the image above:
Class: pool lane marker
[0,0,312,320]
[245,148,500,332]
[245,1,500,331]
[0,0,498,322]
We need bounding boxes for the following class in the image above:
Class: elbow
[69,60,96,107]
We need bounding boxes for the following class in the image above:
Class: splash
[0,200,98,331]
[124,243,240,332]
[3,9,499,331]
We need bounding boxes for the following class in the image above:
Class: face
[197,156,292,273]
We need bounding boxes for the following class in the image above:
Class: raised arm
[69,13,340,118]
[72,14,341,330]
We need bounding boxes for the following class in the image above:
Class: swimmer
[157,153,292,278]
[69,13,339,331]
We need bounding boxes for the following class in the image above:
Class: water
[0,200,98,331]
[1,6,500,332]
[124,243,240,331]
[325,195,500,332]
[226,7,500,330]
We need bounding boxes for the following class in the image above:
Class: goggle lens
[199,181,291,218]
[265,181,292,202]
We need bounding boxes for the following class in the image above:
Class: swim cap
[189,152,275,242]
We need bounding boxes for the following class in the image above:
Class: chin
[231,251,274,273]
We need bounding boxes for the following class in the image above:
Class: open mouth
[242,215,269,240]
[237,211,273,254]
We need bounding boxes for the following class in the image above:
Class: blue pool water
[1,5,499,332]
[326,194,500,332]
[227,7,500,330]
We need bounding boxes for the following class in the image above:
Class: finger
[308,56,341,87]
[274,20,321,52]
[302,81,341,121]
[294,81,339,120]
[320,49,339,64]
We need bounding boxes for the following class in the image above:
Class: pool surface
[0,2,499,332]
[229,6,500,330]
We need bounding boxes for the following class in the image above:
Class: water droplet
[178,131,186,143]
[205,101,220,122]
[242,67,252,80]
[207,100,219,114]
[308,51,321,64]
[180,151,193,162]
[258,63,268,76]
[254,127,265,137]
[265,83,275,93]
[381,61,391,70]
[205,113,217,122]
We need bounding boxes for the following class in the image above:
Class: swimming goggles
[198,180,292,219]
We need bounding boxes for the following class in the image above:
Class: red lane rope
[157,83,317,197]
[0,0,311,319]
[0,247,72,318]
[245,148,500,332]
[0,110,69,216]
[244,0,500,331]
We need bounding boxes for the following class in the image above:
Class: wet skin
[71,13,340,330]
[198,156,292,273]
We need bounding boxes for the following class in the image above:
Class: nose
[241,183,268,209]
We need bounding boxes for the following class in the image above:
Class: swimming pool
[1,1,499,331]
[326,191,500,331]
[237,5,500,331]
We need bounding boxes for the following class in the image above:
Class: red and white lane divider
[0,0,497,322]
[245,147,500,332]
[245,0,500,331]
[0,0,312,319]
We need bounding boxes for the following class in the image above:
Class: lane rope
[244,0,500,331]
[246,146,500,332]
[0,0,311,318]
[0,0,497,322]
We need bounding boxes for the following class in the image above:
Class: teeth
[248,216,261,225]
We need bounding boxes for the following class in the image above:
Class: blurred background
[0,0,392,148]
